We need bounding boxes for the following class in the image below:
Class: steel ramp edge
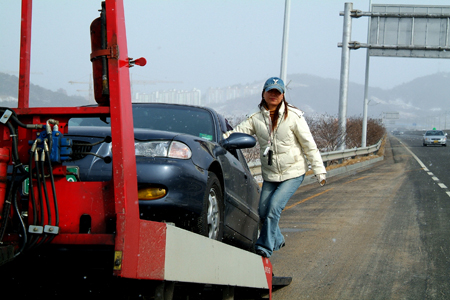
[130,220,273,291]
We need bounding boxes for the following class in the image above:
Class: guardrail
[248,138,383,177]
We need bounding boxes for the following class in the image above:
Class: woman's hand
[316,173,326,186]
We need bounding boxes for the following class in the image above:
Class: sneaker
[256,249,268,257]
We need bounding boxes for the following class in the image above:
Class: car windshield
[425,131,444,136]
[69,105,215,141]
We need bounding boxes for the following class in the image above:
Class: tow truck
[0,1,291,299]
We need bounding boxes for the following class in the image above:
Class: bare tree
[307,114,345,152]
[345,116,363,148]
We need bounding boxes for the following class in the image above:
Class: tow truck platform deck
[0,1,291,299]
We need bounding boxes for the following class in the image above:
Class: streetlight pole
[445,111,448,130]
[338,2,353,150]
[361,0,372,147]
[280,0,291,83]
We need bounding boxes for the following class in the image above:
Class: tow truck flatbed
[0,1,291,299]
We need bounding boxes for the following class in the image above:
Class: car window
[237,149,251,172]
[217,114,232,133]
[225,118,234,132]
[425,131,444,136]
[69,105,216,141]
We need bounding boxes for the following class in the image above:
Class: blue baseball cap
[263,77,285,93]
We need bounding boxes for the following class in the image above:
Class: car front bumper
[423,139,446,145]
[135,157,208,221]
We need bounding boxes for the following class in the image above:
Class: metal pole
[280,0,291,83]
[445,111,448,129]
[338,2,353,150]
[18,0,33,109]
[362,0,372,147]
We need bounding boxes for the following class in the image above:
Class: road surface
[271,134,450,299]
[3,133,449,299]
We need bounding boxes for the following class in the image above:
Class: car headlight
[135,141,192,159]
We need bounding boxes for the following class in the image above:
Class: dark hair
[258,90,288,131]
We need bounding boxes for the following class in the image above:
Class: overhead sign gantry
[337,3,450,147]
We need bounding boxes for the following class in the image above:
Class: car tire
[423,143,427,147]
[198,172,224,241]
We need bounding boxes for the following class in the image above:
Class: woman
[225,77,326,258]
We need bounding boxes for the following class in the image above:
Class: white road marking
[398,139,450,198]
[401,144,428,170]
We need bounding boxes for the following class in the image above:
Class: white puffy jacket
[226,102,326,182]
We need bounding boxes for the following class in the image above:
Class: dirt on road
[270,138,432,299]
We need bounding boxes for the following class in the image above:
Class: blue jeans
[255,175,304,257]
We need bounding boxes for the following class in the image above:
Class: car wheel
[423,143,427,147]
[198,172,224,241]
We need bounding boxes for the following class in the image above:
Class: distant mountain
[2,71,448,129]
[210,72,450,128]
[0,72,89,107]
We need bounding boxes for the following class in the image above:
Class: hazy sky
[2,0,450,98]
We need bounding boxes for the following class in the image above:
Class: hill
[1,71,448,129]
[210,72,450,129]
[0,72,89,107]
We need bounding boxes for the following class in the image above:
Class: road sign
[369,5,450,58]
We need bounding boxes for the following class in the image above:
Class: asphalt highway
[271,133,450,299]
[3,133,449,299]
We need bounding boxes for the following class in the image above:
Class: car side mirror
[221,132,256,150]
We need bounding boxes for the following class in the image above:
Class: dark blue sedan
[66,103,260,251]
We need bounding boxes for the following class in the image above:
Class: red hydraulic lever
[128,57,147,67]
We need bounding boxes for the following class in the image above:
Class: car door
[219,147,259,240]
[216,114,259,240]
[236,149,260,219]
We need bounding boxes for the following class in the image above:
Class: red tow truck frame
[0,1,289,299]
